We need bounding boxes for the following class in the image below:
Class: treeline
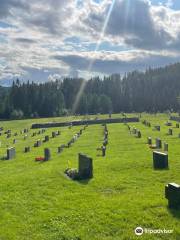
[0,63,180,119]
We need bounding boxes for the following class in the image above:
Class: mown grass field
[0,113,180,240]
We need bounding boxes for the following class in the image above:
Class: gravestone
[34,139,42,147]
[165,122,172,126]
[44,148,51,161]
[147,137,152,145]
[24,135,28,140]
[168,128,173,135]
[24,146,30,153]
[176,123,179,128]
[153,151,168,169]
[156,138,162,149]
[13,139,17,144]
[44,135,49,142]
[155,125,160,131]
[58,145,64,153]
[164,143,168,152]
[136,130,141,138]
[56,130,61,136]
[7,147,16,160]
[165,183,180,209]
[52,132,56,138]
[102,145,106,157]
[7,133,11,138]
[78,153,93,179]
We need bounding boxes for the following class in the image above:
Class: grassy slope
[0,113,180,240]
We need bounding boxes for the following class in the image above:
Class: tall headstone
[44,135,49,142]
[7,147,16,160]
[165,183,180,209]
[52,132,56,138]
[44,148,51,161]
[24,146,30,153]
[156,138,162,149]
[147,137,152,145]
[78,153,93,179]
[153,151,168,169]
[168,128,173,135]
[164,143,168,152]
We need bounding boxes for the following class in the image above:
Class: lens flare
[72,0,116,114]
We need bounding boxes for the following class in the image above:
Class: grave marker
[153,151,168,169]
[44,148,51,161]
[156,138,162,149]
[78,153,93,179]
[7,147,16,160]
[164,143,168,152]
[165,183,180,209]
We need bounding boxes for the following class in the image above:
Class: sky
[0,0,180,85]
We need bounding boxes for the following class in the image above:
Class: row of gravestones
[147,137,168,152]
[142,120,180,138]
[96,124,108,157]
[128,126,142,138]
[126,122,180,208]
[153,150,180,208]
[143,122,180,208]
[34,125,89,161]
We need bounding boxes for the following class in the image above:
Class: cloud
[1,0,180,84]
[80,0,180,51]
[54,50,180,75]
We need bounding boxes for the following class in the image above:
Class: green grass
[0,113,180,240]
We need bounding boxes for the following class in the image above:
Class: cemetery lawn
[0,113,180,240]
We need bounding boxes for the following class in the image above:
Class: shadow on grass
[77,178,91,185]
[167,207,180,219]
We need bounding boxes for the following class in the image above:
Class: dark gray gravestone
[165,183,180,208]
[7,147,16,160]
[165,122,172,126]
[44,148,51,161]
[24,146,30,153]
[58,145,64,153]
[78,153,93,179]
[153,151,168,169]
[7,133,11,138]
[168,128,173,135]
[156,138,162,149]
[34,139,42,147]
[136,130,141,138]
[147,137,152,145]
[155,125,160,131]
[57,130,61,135]
[44,135,49,142]
[164,143,168,152]
[52,132,56,138]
